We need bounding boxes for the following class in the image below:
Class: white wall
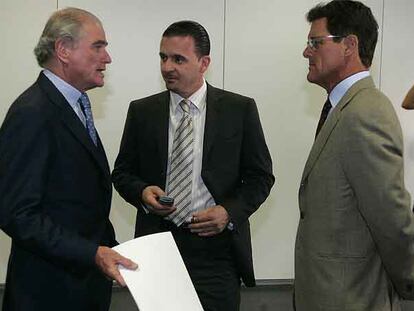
[224,0,383,279]
[1,0,412,283]
[0,0,57,283]
[381,0,414,195]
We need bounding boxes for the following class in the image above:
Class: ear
[55,37,73,64]
[199,55,211,74]
[344,34,358,57]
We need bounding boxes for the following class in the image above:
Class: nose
[103,48,112,64]
[303,45,312,58]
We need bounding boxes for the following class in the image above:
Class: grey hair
[34,7,100,67]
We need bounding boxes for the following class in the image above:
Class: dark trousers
[2,261,112,311]
[164,222,240,311]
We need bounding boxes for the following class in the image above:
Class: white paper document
[113,232,204,311]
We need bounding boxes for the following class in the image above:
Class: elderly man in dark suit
[0,8,136,311]
[112,20,274,311]
[295,1,414,310]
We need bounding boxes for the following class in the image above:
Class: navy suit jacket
[112,84,274,286]
[0,72,116,311]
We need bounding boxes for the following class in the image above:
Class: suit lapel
[96,134,110,174]
[37,73,110,177]
[301,105,340,182]
[203,84,221,159]
[301,76,376,182]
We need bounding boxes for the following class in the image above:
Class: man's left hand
[188,205,230,237]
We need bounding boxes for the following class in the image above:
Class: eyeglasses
[306,35,345,50]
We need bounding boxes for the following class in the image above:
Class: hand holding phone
[157,196,174,207]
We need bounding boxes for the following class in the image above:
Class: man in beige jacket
[295,1,414,310]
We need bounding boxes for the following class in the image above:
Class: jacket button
[300,211,305,219]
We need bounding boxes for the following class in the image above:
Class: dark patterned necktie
[166,99,194,225]
[315,98,332,139]
[78,93,98,146]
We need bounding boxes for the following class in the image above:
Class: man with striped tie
[113,20,274,311]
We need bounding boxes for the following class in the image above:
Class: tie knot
[179,99,191,114]
[322,98,332,113]
[79,93,91,109]
[315,97,333,139]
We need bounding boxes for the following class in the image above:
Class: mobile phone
[157,196,174,207]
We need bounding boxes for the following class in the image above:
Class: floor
[109,284,293,311]
[1,284,414,310]
[110,284,414,311]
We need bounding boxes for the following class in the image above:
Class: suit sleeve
[222,98,275,227]
[112,102,150,208]
[0,104,98,269]
[341,91,414,299]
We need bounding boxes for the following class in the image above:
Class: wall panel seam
[379,0,385,90]
[222,0,227,89]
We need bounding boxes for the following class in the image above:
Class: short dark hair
[306,0,378,67]
[162,20,210,57]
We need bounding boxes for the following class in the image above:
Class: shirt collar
[329,71,370,108]
[170,79,207,113]
[43,69,82,105]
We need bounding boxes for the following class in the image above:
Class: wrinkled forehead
[77,18,106,41]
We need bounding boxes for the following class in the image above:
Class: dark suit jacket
[0,72,116,311]
[112,84,274,286]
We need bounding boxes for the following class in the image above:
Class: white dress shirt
[328,71,370,113]
[166,80,216,223]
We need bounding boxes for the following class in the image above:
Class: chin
[165,83,177,92]
[306,74,314,83]
[83,82,104,92]
[94,80,105,88]
[307,73,319,84]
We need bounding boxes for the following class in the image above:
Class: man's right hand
[95,246,138,287]
[142,185,176,216]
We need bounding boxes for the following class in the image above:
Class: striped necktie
[78,93,98,146]
[166,99,194,226]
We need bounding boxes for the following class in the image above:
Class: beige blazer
[295,77,414,311]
